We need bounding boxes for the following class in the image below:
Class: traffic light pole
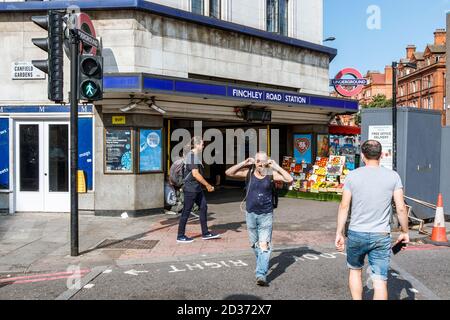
[70,29,79,257]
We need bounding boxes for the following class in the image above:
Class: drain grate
[95,239,159,250]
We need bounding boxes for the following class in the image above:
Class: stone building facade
[0,0,356,214]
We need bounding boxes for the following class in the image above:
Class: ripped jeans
[246,211,273,281]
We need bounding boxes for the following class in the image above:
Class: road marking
[390,261,441,300]
[0,269,90,283]
[124,270,149,276]
[408,288,419,293]
[293,252,346,263]
[168,260,248,273]
[55,266,109,300]
[102,269,112,274]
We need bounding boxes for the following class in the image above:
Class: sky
[324,0,450,80]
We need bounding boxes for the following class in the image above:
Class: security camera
[120,99,143,112]
[148,97,166,114]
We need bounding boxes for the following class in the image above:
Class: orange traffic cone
[430,194,448,243]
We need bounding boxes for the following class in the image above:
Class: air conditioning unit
[244,109,271,122]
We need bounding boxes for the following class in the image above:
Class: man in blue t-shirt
[226,151,293,286]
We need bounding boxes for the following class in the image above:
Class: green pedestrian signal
[78,55,103,101]
[81,80,98,98]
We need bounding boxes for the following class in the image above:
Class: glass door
[15,121,70,212]
[44,122,70,212]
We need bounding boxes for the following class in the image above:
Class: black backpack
[245,165,278,209]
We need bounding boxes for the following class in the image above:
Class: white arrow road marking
[83,284,95,289]
[124,270,149,276]
[102,269,112,274]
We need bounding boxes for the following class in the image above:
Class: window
[192,0,204,15]
[267,0,288,36]
[209,0,221,19]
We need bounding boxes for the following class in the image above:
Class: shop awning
[329,125,361,135]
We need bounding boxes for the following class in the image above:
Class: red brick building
[396,29,447,126]
[356,66,393,105]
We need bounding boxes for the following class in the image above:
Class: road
[1,243,448,300]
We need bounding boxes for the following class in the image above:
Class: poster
[139,129,163,172]
[105,128,133,172]
[293,134,312,164]
[317,134,330,157]
[368,125,393,169]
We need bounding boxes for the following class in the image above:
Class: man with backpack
[175,137,220,243]
[225,152,293,286]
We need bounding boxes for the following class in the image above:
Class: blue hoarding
[0,119,9,189]
[78,118,93,190]
[139,128,163,172]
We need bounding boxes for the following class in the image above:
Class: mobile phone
[392,241,406,255]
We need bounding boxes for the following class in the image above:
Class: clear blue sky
[324,0,449,81]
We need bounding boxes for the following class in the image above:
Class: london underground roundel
[76,13,97,56]
[331,68,368,97]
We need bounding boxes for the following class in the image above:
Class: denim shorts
[246,211,273,247]
[346,229,391,281]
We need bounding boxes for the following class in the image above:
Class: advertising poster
[293,134,312,164]
[105,128,133,172]
[317,134,330,157]
[139,129,163,172]
[368,125,393,169]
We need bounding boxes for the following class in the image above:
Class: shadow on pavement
[267,247,323,284]
[363,269,416,300]
[210,221,246,233]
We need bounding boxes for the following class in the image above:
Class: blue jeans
[346,229,391,281]
[246,211,273,281]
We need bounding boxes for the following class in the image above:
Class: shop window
[267,0,288,36]
[209,0,221,19]
[192,0,204,15]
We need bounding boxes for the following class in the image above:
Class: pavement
[0,187,449,300]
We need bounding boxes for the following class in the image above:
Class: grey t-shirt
[344,166,403,233]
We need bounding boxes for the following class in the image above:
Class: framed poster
[105,128,133,173]
[317,134,330,157]
[139,128,163,173]
[293,133,312,164]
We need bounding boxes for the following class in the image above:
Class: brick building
[396,29,447,126]
[356,66,392,106]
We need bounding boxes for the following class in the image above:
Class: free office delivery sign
[11,62,45,80]
[368,125,393,170]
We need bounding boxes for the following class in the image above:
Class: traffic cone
[430,193,448,243]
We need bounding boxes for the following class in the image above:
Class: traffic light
[31,10,64,103]
[78,55,103,101]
